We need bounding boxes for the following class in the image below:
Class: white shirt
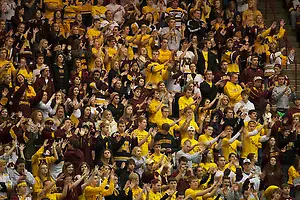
[1,0,16,21]
[100,20,119,36]
[234,100,255,122]
[106,3,125,25]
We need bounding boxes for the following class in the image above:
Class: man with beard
[88,69,109,98]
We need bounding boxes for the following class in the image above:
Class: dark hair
[179,156,188,163]
[162,123,170,131]
[126,158,136,166]
[70,138,80,149]
[247,153,256,161]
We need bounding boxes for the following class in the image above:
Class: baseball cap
[243,158,251,164]
[253,76,263,82]
[187,126,195,131]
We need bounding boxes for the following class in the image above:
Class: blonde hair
[131,146,141,157]
[129,172,139,180]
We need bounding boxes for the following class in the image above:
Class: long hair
[31,110,44,124]
[62,162,74,177]
[100,149,115,166]
[263,157,282,175]
[38,164,53,184]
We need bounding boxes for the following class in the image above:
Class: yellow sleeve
[275,27,286,40]
[33,177,43,194]
[222,138,229,145]
[185,188,197,199]
[148,63,165,73]
[32,146,45,165]
[162,69,169,81]
[260,28,271,39]
[198,135,206,143]
[173,124,180,130]
[242,11,247,24]
[102,180,115,197]
[46,156,57,164]
[178,97,186,111]
[9,128,16,140]
[10,63,16,73]
[224,84,241,100]
[148,101,158,114]
[85,178,109,195]
[142,7,148,14]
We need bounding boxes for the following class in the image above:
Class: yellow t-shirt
[148,190,162,200]
[85,179,114,200]
[149,153,168,166]
[202,51,208,72]
[135,34,153,58]
[145,62,167,86]
[181,138,199,154]
[185,188,203,200]
[106,47,118,71]
[178,96,195,111]
[224,81,243,106]
[142,6,159,21]
[241,132,261,158]
[0,60,16,87]
[17,68,33,83]
[43,193,61,200]
[125,35,134,60]
[158,49,172,63]
[125,187,145,200]
[87,28,102,41]
[133,129,151,156]
[198,134,216,159]
[198,134,215,149]
[199,162,217,172]
[14,85,36,99]
[222,138,241,162]
[148,99,165,124]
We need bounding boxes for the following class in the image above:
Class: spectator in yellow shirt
[178,86,199,114]
[198,125,224,153]
[146,179,162,200]
[241,121,270,159]
[224,73,243,106]
[185,176,219,200]
[158,38,172,63]
[181,126,201,154]
[242,0,262,27]
[179,106,200,139]
[221,125,242,162]
[87,19,102,41]
[145,50,168,87]
[149,143,168,170]
[84,173,115,200]
[142,0,159,22]
[156,106,182,136]
[148,89,167,125]
[132,117,156,156]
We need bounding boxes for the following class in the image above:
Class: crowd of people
[0,0,300,199]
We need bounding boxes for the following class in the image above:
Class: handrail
[264,0,298,90]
